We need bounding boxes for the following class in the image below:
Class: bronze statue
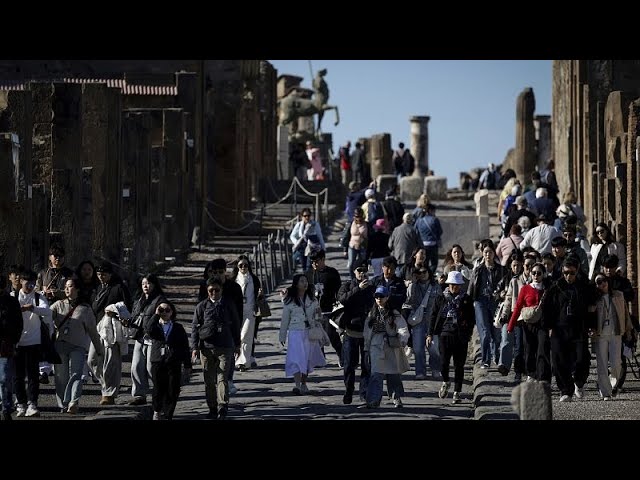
[278,68,339,138]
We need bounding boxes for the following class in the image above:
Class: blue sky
[268,60,552,187]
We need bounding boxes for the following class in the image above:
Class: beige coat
[593,290,632,338]
[364,308,410,374]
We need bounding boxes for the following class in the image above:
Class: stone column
[369,133,391,182]
[50,83,82,265]
[277,125,290,180]
[514,88,537,183]
[162,108,186,254]
[410,116,430,176]
[121,111,152,274]
[81,84,122,264]
[626,102,640,316]
[535,115,552,172]
[3,89,33,269]
[0,134,22,272]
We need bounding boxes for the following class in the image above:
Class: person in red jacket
[507,262,551,383]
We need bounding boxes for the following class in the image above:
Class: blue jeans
[54,341,87,408]
[0,357,15,414]
[474,297,501,365]
[512,324,525,374]
[411,321,441,376]
[498,324,514,370]
[367,370,404,405]
[341,335,369,398]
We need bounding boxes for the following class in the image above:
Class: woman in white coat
[279,274,326,394]
[363,285,409,408]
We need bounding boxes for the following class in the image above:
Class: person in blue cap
[363,285,409,408]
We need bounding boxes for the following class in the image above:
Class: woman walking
[278,274,326,394]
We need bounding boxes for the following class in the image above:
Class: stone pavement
[170,214,475,420]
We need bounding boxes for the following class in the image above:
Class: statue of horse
[278,69,339,136]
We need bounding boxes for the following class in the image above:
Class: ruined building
[0,60,277,280]
[553,60,640,316]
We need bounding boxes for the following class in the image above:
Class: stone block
[424,175,447,200]
[474,190,489,216]
[439,215,479,260]
[399,175,423,203]
[376,174,397,196]
[510,380,552,420]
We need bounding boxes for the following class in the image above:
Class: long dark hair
[140,273,165,300]
[443,244,472,268]
[591,222,613,245]
[283,274,314,306]
[231,255,254,280]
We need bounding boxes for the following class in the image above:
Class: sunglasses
[302,214,311,218]
[562,232,574,237]
[208,287,222,293]
[238,264,249,268]
[563,271,577,277]
[374,295,388,299]
[596,278,608,285]
[355,268,367,273]
[158,307,172,314]
[531,271,543,276]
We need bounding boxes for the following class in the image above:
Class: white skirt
[285,329,326,377]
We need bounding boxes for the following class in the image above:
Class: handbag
[408,285,433,327]
[257,297,271,318]
[305,304,330,346]
[518,291,546,324]
[493,301,509,328]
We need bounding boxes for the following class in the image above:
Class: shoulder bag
[518,290,546,324]
[408,285,432,327]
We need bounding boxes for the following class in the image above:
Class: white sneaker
[25,404,40,417]
[438,381,450,399]
[559,394,572,402]
[15,404,27,417]
[574,384,584,399]
[228,381,238,395]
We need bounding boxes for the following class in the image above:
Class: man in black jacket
[92,262,133,318]
[337,263,375,404]
[207,258,243,395]
[542,257,597,402]
[0,275,23,420]
[191,276,241,420]
[306,249,343,364]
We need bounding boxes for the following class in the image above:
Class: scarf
[441,289,465,319]
[530,282,543,290]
